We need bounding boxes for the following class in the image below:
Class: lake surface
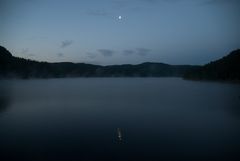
[0,78,240,161]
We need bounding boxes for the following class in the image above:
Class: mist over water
[0,78,240,161]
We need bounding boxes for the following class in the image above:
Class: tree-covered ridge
[0,46,199,78]
[184,49,240,81]
[0,46,100,78]
[1,45,240,80]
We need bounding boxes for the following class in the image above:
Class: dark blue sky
[1,0,240,65]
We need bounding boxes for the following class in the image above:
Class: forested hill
[2,45,240,80]
[184,49,240,81]
[0,46,199,79]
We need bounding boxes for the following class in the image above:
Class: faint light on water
[117,128,122,141]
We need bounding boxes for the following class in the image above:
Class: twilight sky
[0,0,240,65]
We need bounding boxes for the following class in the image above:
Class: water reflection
[0,78,239,161]
[0,82,11,113]
[228,95,240,117]
[117,128,123,141]
[0,96,10,113]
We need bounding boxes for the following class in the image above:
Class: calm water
[0,78,240,161]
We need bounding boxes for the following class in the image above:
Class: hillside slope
[184,49,240,81]
[0,46,198,79]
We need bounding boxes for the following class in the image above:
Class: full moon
[118,16,122,20]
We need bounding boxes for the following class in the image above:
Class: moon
[118,16,122,20]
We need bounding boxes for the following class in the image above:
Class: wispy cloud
[57,53,64,57]
[86,52,97,59]
[122,48,152,56]
[61,40,73,48]
[86,0,180,19]
[123,49,135,56]
[98,49,115,57]
[136,48,151,56]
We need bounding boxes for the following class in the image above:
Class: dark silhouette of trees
[1,45,239,81]
[184,49,240,81]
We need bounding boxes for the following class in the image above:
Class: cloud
[61,40,73,48]
[57,53,64,57]
[123,49,135,56]
[136,48,151,56]
[86,52,97,59]
[86,0,180,18]
[122,48,151,56]
[98,49,115,57]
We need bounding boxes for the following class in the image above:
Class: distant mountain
[0,46,199,78]
[2,45,239,81]
[184,49,240,81]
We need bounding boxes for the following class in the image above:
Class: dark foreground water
[0,78,240,161]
